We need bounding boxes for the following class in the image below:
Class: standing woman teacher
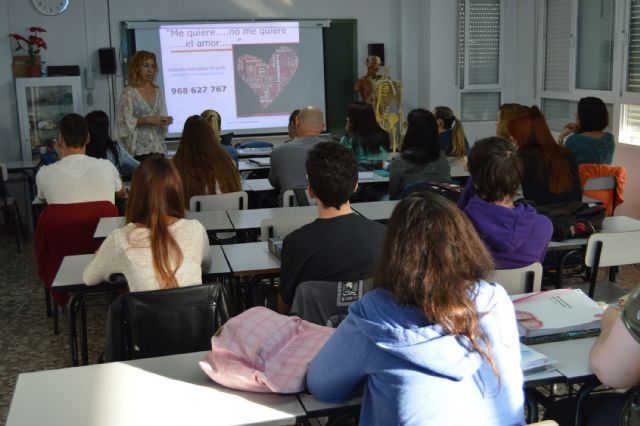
[118,51,172,161]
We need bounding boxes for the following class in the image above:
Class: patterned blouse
[117,86,168,156]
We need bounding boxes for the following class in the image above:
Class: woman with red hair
[507,108,581,205]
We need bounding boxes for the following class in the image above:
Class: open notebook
[511,289,603,344]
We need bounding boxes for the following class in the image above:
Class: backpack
[535,201,606,242]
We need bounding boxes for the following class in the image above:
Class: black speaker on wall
[98,48,117,75]
[367,43,385,66]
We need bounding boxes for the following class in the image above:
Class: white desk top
[221,242,281,276]
[227,206,317,230]
[244,179,276,191]
[239,158,271,171]
[94,211,234,238]
[5,159,40,171]
[530,337,596,381]
[548,216,640,250]
[237,147,272,157]
[352,200,399,221]
[7,351,304,426]
[51,246,231,291]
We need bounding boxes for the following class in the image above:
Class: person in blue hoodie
[462,137,553,269]
[307,192,525,426]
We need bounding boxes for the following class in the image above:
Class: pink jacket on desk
[200,307,334,393]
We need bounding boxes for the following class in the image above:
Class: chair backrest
[260,216,316,240]
[290,279,373,327]
[585,230,640,268]
[579,164,626,216]
[105,283,231,362]
[34,201,119,305]
[490,262,543,295]
[189,191,248,212]
[282,188,315,207]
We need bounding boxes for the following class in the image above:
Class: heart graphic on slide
[236,46,299,110]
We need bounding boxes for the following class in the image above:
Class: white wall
[1,0,410,162]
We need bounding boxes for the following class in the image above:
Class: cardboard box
[13,55,41,77]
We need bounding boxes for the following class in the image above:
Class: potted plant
[10,27,47,77]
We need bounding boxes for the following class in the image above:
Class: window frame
[457,0,505,122]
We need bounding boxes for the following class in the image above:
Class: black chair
[290,279,372,327]
[401,181,463,202]
[0,163,27,252]
[105,283,231,362]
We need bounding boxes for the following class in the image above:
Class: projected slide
[159,21,325,135]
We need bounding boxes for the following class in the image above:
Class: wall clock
[32,0,70,16]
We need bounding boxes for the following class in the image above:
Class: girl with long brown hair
[508,107,581,205]
[495,103,527,139]
[307,192,524,425]
[173,115,241,208]
[83,156,211,291]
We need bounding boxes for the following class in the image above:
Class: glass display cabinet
[15,76,83,161]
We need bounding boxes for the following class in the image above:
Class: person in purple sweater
[461,137,552,269]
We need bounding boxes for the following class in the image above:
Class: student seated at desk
[307,192,525,426]
[462,137,552,269]
[340,101,390,164]
[201,109,238,164]
[85,110,139,180]
[36,113,126,205]
[388,109,451,200]
[543,289,640,425]
[269,106,325,205]
[277,142,386,315]
[173,115,241,208]
[83,156,210,292]
[508,108,582,206]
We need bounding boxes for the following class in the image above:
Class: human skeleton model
[374,67,404,152]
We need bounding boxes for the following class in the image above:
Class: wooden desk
[7,351,305,426]
[227,206,317,231]
[352,200,399,221]
[94,211,234,238]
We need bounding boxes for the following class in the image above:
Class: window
[457,0,502,121]
[576,0,615,90]
[539,0,640,146]
[544,0,572,92]
[627,0,640,92]
[621,104,640,145]
[461,92,501,121]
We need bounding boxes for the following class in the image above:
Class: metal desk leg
[68,293,82,366]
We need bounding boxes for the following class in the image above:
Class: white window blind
[467,0,501,85]
[576,0,615,90]
[621,104,640,145]
[542,98,577,131]
[461,92,501,121]
[544,0,572,92]
[457,0,467,88]
[543,98,613,131]
[627,0,640,92]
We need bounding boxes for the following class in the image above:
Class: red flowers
[9,27,47,65]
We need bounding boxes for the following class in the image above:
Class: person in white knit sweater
[83,155,210,291]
